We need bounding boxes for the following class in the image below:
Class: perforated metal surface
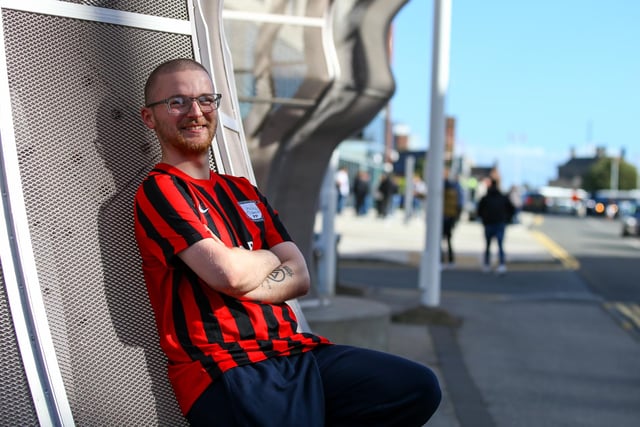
[0,267,39,426]
[2,8,192,426]
[60,0,189,20]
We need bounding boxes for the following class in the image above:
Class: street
[536,214,640,303]
[442,214,640,427]
[533,214,640,337]
[334,210,640,427]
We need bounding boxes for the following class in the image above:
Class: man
[477,178,516,274]
[334,166,350,214]
[376,173,398,218]
[352,169,370,216]
[134,58,440,426]
[442,169,463,267]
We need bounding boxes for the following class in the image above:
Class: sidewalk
[324,209,640,427]
[334,209,552,269]
[331,209,557,317]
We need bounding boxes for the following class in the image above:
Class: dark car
[521,192,546,213]
[620,205,640,237]
[585,197,609,216]
[587,190,640,218]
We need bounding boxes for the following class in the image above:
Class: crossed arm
[177,237,311,303]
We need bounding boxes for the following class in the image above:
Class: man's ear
[140,107,155,129]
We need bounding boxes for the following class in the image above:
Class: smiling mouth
[183,124,207,131]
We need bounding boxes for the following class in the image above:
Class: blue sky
[391,0,640,189]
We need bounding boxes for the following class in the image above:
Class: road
[334,210,640,427]
[533,214,640,335]
[436,214,640,427]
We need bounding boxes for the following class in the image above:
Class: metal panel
[0,0,271,423]
[1,5,193,426]
[60,0,189,20]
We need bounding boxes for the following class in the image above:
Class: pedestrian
[442,170,464,267]
[335,166,350,214]
[412,174,427,215]
[477,178,516,274]
[134,58,441,426]
[376,173,398,218]
[352,170,370,216]
[508,185,522,224]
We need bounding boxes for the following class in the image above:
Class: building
[549,146,607,188]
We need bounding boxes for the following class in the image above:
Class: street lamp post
[418,0,452,307]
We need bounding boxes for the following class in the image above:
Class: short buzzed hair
[144,58,210,104]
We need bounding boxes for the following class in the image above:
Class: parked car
[521,192,546,213]
[585,197,607,216]
[537,186,588,216]
[620,204,640,237]
[588,189,640,218]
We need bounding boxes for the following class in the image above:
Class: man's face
[141,68,218,156]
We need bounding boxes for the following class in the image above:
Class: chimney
[393,123,411,152]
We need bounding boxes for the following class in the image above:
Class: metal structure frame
[0,0,407,424]
[0,0,253,424]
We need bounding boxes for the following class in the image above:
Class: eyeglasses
[146,93,222,115]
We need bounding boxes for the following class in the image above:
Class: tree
[582,157,638,193]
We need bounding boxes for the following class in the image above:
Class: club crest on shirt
[238,201,263,222]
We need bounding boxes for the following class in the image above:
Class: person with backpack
[442,170,464,267]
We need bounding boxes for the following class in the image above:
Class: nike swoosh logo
[199,205,209,214]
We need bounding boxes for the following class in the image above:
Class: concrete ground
[312,208,640,427]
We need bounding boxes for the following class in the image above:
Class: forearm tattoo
[267,265,294,283]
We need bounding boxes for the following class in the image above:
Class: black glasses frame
[146,93,222,114]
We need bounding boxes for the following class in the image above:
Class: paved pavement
[324,209,640,427]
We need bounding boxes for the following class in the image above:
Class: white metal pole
[317,152,339,298]
[419,0,452,307]
[610,156,619,191]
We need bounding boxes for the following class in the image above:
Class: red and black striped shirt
[134,163,330,415]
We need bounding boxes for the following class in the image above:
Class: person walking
[508,185,522,224]
[442,171,464,267]
[134,58,440,426]
[376,173,398,218]
[477,178,516,274]
[335,166,350,214]
[412,175,427,216]
[352,170,370,216]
